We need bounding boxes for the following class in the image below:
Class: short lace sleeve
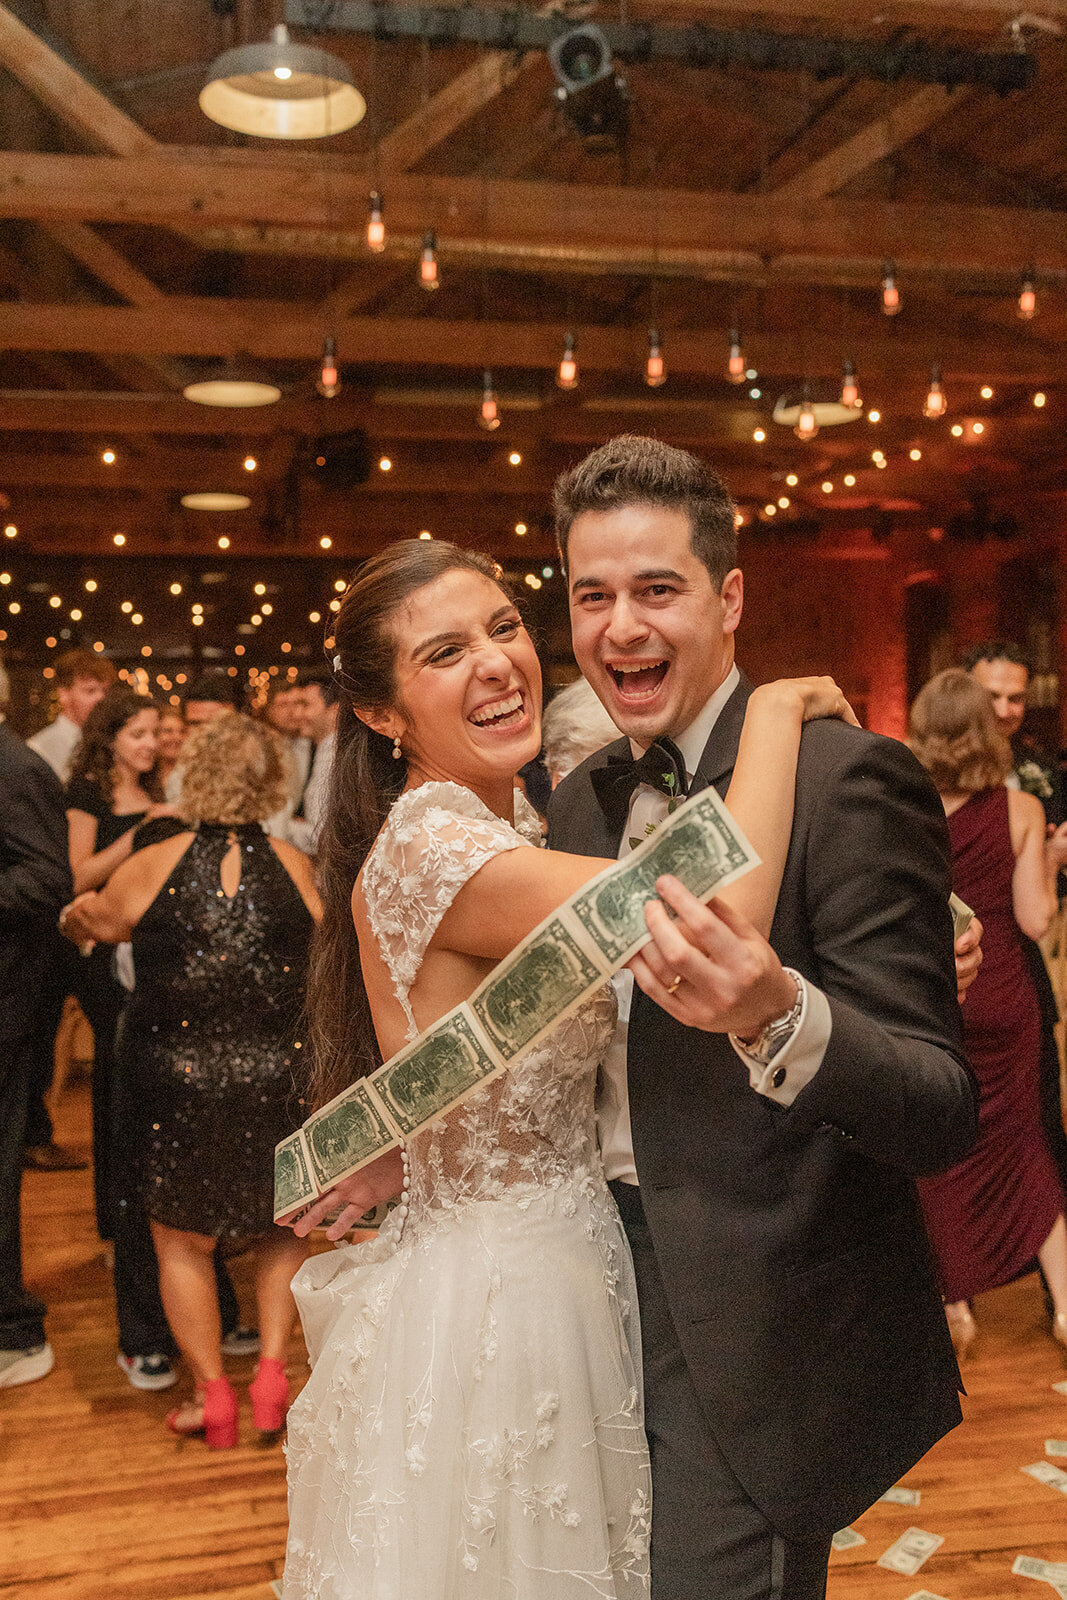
[362,781,542,1038]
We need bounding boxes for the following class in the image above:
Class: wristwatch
[731,969,805,1066]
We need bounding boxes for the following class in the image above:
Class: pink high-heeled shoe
[249,1358,290,1437]
[167,1375,239,1449]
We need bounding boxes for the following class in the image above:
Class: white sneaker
[116,1352,178,1391]
[0,1343,55,1388]
[221,1326,261,1357]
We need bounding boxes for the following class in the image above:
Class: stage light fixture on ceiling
[200,24,365,139]
[548,24,629,153]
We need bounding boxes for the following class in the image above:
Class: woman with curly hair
[63,713,320,1446]
[909,667,1067,1360]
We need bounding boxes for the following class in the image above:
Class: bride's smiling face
[380,569,542,797]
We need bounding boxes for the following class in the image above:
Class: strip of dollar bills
[274,784,759,1221]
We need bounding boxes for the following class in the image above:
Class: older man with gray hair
[0,657,73,1386]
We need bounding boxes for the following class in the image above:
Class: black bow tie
[589,737,690,834]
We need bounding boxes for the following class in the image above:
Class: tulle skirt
[283,1186,651,1599]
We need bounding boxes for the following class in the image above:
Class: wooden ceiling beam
[0,4,155,156]
[660,0,1067,26]
[771,83,971,203]
[0,300,1059,381]
[42,221,164,305]
[1,153,1064,281]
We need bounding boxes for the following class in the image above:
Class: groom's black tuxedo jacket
[548,673,977,1542]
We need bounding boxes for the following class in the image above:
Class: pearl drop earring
[392,735,403,761]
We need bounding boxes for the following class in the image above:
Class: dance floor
[3,1080,1067,1600]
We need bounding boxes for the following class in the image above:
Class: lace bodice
[362,782,616,1223]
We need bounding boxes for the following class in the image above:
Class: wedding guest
[265,680,312,814]
[0,656,72,1388]
[965,641,1067,1318]
[541,676,621,788]
[155,706,187,793]
[28,649,115,783]
[24,649,115,1172]
[64,685,186,1388]
[909,668,1067,1358]
[182,671,244,728]
[63,713,319,1446]
[288,670,340,853]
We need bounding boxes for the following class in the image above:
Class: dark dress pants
[611,1181,831,1600]
[23,933,74,1149]
[0,1036,47,1349]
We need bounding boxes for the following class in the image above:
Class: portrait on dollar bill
[305,1082,396,1192]
[471,917,601,1060]
[371,1008,501,1137]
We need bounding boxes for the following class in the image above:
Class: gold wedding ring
[666,974,683,995]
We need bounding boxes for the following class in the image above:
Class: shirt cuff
[730,976,832,1107]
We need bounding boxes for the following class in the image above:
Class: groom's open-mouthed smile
[566,503,743,748]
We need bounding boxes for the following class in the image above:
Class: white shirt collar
[629,663,741,781]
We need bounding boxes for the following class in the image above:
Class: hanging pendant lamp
[200,24,365,140]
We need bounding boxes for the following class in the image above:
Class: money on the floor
[1022,1461,1067,1495]
[1012,1554,1067,1583]
[1053,1380,1067,1396]
[831,1527,866,1551]
[1045,1440,1067,1457]
[905,1591,949,1600]
[949,891,975,941]
[269,1582,283,1598]
[880,1486,922,1506]
[877,1528,944,1576]
[275,784,759,1215]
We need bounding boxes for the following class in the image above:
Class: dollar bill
[877,1528,944,1576]
[471,916,601,1061]
[1052,1585,1067,1599]
[1045,1440,1067,1457]
[880,1486,922,1506]
[269,1582,283,1598]
[1023,1461,1067,1494]
[831,1527,866,1551]
[304,1079,397,1192]
[273,1130,315,1222]
[1053,1380,1067,1396]
[905,1591,948,1600]
[949,891,975,941]
[572,789,756,966]
[1013,1555,1067,1583]
[370,1007,501,1138]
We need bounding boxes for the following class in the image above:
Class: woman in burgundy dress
[910,668,1067,1359]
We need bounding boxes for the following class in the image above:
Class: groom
[546,436,977,1599]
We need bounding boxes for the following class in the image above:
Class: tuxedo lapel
[688,672,753,798]
[567,736,631,859]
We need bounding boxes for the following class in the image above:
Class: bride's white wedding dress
[283,782,651,1599]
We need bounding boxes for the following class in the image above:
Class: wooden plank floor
[3,1080,1067,1599]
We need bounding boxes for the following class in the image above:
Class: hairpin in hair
[332,654,342,673]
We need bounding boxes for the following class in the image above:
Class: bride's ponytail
[305,538,501,1109]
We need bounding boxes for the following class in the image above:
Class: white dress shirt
[27,713,81,783]
[597,665,833,1186]
[285,729,336,854]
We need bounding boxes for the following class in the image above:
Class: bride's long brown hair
[307,539,505,1109]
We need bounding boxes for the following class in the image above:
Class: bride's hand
[753,676,860,729]
[286,1145,406,1241]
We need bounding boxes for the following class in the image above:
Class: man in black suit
[546,437,978,1599]
[0,658,73,1387]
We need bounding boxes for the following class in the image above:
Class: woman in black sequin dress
[63,714,320,1447]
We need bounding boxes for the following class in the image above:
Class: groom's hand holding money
[630,873,798,1038]
[289,1146,406,1241]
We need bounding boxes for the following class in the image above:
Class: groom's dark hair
[553,435,738,588]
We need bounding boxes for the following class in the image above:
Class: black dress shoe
[23,1142,89,1172]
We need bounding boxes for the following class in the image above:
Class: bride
[280,539,853,1599]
